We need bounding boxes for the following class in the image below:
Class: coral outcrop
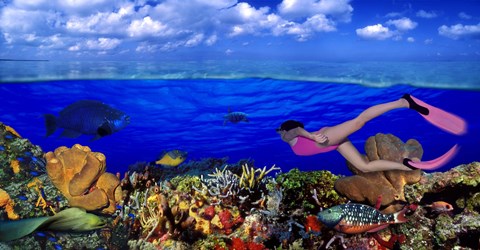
[45,144,122,214]
[0,188,19,220]
[335,133,423,213]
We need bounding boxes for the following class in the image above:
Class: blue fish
[30,171,40,177]
[0,146,5,151]
[35,232,47,237]
[18,195,28,201]
[44,100,130,140]
[224,109,249,125]
[54,244,63,250]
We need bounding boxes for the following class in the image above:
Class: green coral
[276,168,346,213]
[170,175,203,193]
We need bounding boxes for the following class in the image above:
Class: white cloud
[0,0,355,56]
[458,12,472,20]
[356,24,393,40]
[278,0,353,22]
[386,17,417,31]
[438,23,480,39]
[407,37,415,42]
[85,38,121,50]
[127,16,169,37]
[424,38,433,45]
[416,10,437,19]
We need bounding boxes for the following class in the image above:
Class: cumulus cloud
[278,0,353,22]
[438,23,480,39]
[356,24,393,40]
[386,17,417,31]
[416,10,437,19]
[407,37,415,42]
[0,0,354,56]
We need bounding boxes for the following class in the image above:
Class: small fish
[48,237,58,242]
[317,203,409,234]
[155,150,187,167]
[0,146,5,151]
[30,171,41,177]
[224,109,249,125]
[35,232,47,237]
[54,244,63,250]
[18,195,28,201]
[44,100,130,140]
[425,201,454,213]
[128,213,135,219]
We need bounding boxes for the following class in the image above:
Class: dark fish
[224,110,249,125]
[44,100,130,140]
[317,203,409,234]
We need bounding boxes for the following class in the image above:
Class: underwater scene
[1,0,480,249]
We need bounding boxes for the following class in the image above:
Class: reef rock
[45,144,122,214]
[336,133,423,213]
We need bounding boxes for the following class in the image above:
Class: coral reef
[1,125,479,250]
[336,133,423,213]
[275,168,347,213]
[0,122,45,185]
[45,144,122,214]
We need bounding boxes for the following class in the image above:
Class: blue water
[0,61,479,176]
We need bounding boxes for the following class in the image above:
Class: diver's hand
[312,133,329,144]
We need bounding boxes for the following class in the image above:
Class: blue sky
[0,0,479,61]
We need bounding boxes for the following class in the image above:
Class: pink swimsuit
[291,136,339,156]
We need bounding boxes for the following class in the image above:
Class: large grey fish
[44,100,130,140]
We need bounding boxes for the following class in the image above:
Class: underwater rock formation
[336,133,423,213]
[45,144,122,214]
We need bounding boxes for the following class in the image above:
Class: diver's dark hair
[278,120,304,131]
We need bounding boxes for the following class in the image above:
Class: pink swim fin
[402,94,467,135]
[403,144,459,170]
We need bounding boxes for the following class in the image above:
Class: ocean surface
[0,60,479,176]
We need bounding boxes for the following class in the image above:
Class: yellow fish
[155,150,187,167]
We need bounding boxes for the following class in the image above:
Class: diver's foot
[401,94,467,135]
[403,144,459,170]
[402,94,429,115]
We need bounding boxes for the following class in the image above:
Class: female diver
[277,94,467,172]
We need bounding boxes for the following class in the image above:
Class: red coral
[219,210,244,234]
[229,237,265,250]
[304,215,322,233]
[203,205,216,220]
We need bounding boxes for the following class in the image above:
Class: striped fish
[223,110,249,125]
[317,203,408,234]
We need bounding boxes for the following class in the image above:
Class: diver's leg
[336,141,411,172]
[320,99,408,145]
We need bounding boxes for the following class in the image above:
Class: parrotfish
[44,100,130,140]
[224,109,249,125]
[317,203,409,234]
[155,150,187,167]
